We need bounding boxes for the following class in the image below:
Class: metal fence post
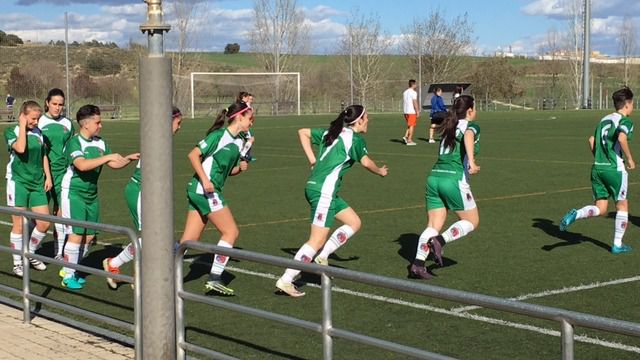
[21,216,30,324]
[561,319,574,360]
[175,246,186,360]
[322,273,333,360]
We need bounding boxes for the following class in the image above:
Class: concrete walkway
[0,304,134,360]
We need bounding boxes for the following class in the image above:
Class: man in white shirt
[402,80,419,146]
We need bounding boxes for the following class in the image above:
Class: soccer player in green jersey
[560,87,636,254]
[39,88,75,260]
[276,105,389,297]
[59,105,139,290]
[5,101,52,277]
[102,106,183,289]
[178,101,253,296]
[410,95,480,279]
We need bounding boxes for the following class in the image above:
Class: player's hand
[125,153,140,161]
[202,179,215,193]
[468,163,481,174]
[109,153,130,167]
[44,178,52,192]
[378,165,388,177]
[18,113,27,128]
[238,160,248,172]
[627,159,636,170]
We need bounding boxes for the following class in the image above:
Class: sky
[1,0,640,56]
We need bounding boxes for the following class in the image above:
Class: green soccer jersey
[187,128,243,194]
[431,120,480,181]
[61,134,112,201]
[130,160,141,183]
[592,112,634,171]
[305,127,369,194]
[38,114,74,176]
[4,126,46,189]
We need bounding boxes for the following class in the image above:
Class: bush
[85,54,122,76]
[224,43,240,54]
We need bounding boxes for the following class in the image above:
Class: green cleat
[205,279,235,296]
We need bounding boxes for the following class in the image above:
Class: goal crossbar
[190,72,301,118]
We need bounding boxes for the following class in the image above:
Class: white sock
[29,229,47,253]
[10,232,21,265]
[81,241,92,259]
[55,223,66,256]
[317,225,356,260]
[110,243,135,268]
[441,220,475,243]
[613,211,628,247]
[415,227,438,261]
[63,242,81,278]
[281,243,316,284]
[576,205,600,220]
[209,240,233,277]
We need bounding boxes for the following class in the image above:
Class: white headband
[348,107,366,124]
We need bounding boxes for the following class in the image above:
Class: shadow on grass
[185,326,305,360]
[606,211,640,227]
[182,253,237,287]
[532,218,610,252]
[279,248,359,264]
[389,138,406,144]
[393,233,456,278]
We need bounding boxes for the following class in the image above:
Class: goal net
[190,72,301,118]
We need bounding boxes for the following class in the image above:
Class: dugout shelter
[421,83,471,110]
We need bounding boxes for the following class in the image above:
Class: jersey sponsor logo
[337,232,348,244]
[301,255,312,263]
[211,198,219,206]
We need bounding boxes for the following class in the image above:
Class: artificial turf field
[0,109,639,359]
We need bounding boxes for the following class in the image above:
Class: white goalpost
[190,72,301,118]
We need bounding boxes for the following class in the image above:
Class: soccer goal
[190,72,301,118]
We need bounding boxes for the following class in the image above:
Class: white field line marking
[451,276,640,313]
[198,263,639,354]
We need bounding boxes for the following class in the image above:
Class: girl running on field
[276,105,388,297]
[5,101,52,276]
[410,95,480,279]
[38,88,75,260]
[60,105,138,290]
[102,106,183,289]
[178,101,253,296]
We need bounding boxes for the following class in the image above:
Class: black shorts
[430,111,447,125]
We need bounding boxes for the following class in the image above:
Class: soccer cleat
[428,236,445,267]
[61,275,84,290]
[406,141,417,146]
[409,263,433,280]
[314,256,329,266]
[428,139,436,144]
[611,243,632,254]
[103,258,120,290]
[276,279,305,297]
[402,136,408,144]
[29,258,47,271]
[559,208,577,231]
[58,269,85,284]
[204,279,235,296]
[54,254,64,261]
[12,264,23,277]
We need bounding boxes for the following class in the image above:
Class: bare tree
[248,0,309,114]
[618,15,637,86]
[564,0,583,109]
[338,10,392,107]
[249,0,309,72]
[168,0,207,110]
[542,26,563,99]
[402,9,473,85]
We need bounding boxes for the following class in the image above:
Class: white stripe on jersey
[196,131,242,194]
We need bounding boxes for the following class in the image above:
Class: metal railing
[175,241,640,360]
[0,206,141,359]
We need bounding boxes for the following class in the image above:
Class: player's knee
[36,221,50,233]
[222,227,240,242]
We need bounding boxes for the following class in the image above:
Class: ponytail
[323,105,365,146]
[441,95,474,150]
[206,101,251,135]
